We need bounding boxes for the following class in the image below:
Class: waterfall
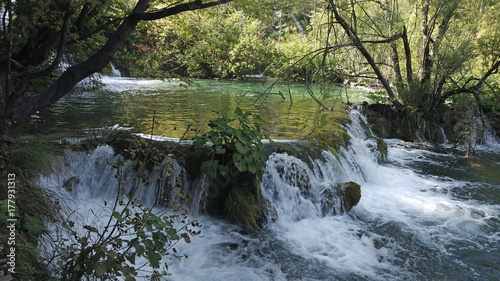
[39,109,379,227]
[41,110,373,219]
[40,145,195,209]
[260,109,381,224]
[291,15,305,37]
[110,63,122,77]
[38,108,500,280]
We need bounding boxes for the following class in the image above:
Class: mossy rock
[261,198,278,223]
[320,181,362,215]
[337,181,362,212]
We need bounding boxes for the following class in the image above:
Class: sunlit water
[24,77,368,141]
[34,77,500,280]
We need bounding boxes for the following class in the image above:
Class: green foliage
[361,118,389,162]
[193,107,272,231]
[397,81,432,111]
[367,91,396,104]
[224,184,261,231]
[4,141,53,178]
[118,8,278,79]
[0,140,58,280]
[51,158,200,280]
[374,137,388,163]
[194,107,270,180]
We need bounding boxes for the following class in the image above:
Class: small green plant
[50,158,200,281]
[192,107,272,231]
[0,140,58,280]
[46,117,200,280]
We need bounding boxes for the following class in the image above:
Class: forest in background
[1,1,500,279]
[1,0,499,141]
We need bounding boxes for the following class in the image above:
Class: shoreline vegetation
[1,0,498,279]
[1,99,498,279]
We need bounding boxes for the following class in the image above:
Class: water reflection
[21,78,370,141]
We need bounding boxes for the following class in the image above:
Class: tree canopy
[0,0,233,131]
[319,0,500,115]
[1,0,499,134]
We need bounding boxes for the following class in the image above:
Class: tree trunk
[390,42,403,91]
[421,1,432,85]
[330,1,399,104]
[6,0,149,125]
[402,26,413,86]
[4,0,232,129]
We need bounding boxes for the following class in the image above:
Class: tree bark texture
[329,1,398,102]
[4,0,232,128]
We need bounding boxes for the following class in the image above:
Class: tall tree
[0,0,232,132]
[321,0,499,117]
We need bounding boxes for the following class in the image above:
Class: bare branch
[329,0,399,103]
[136,0,233,21]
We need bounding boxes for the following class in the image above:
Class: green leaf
[146,250,161,268]
[248,163,258,174]
[126,253,136,265]
[145,239,155,249]
[233,154,248,172]
[207,131,220,141]
[236,114,250,123]
[193,136,207,146]
[234,141,250,154]
[213,137,223,146]
[218,164,228,176]
[112,211,125,222]
[201,160,219,179]
[235,129,251,145]
[83,225,98,233]
[215,145,226,155]
[167,227,180,240]
[135,244,145,256]
[152,232,167,248]
[234,107,244,116]
[211,119,227,130]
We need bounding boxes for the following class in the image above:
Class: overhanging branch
[136,0,233,21]
[6,0,233,127]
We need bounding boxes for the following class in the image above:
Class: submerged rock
[338,181,362,212]
[63,176,79,192]
[320,181,362,215]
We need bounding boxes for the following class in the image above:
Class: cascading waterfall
[110,63,122,77]
[41,145,188,208]
[39,109,500,280]
[260,110,375,223]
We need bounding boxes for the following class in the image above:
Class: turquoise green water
[29,77,500,280]
[21,78,370,141]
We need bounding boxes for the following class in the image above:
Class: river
[34,77,500,280]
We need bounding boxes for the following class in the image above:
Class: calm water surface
[22,77,369,141]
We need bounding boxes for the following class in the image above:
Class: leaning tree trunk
[3,0,231,130]
[329,1,400,105]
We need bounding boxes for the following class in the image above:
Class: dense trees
[0,0,232,132]
[1,0,499,134]
[320,0,499,117]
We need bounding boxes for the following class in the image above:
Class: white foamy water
[168,110,500,280]
[39,110,500,280]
